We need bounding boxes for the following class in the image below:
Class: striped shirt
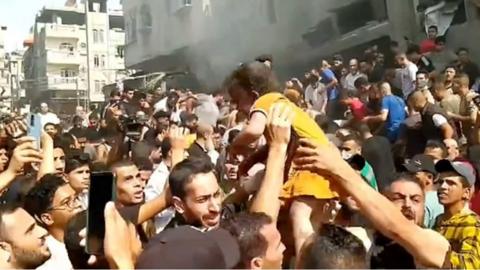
[434,208,480,269]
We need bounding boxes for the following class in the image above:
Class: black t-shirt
[361,136,396,191]
[187,142,211,161]
[417,56,435,73]
[370,233,416,269]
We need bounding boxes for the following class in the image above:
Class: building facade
[24,0,126,113]
[122,0,480,88]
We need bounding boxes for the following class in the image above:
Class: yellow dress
[251,92,337,200]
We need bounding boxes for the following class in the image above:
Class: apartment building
[6,50,26,110]
[24,0,126,113]
[123,0,480,88]
[0,26,10,110]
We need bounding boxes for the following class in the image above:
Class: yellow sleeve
[251,93,283,117]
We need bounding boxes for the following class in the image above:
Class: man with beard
[370,174,425,268]
[23,175,83,269]
[0,203,51,269]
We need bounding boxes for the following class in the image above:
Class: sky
[0,0,122,52]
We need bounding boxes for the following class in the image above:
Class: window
[126,9,137,43]
[335,0,388,35]
[94,80,101,93]
[80,42,87,48]
[61,69,76,78]
[93,3,101,12]
[140,4,153,30]
[183,0,192,6]
[93,29,99,43]
[116,45,125,58]
[99,29,105,43]
[100,55,106,68]
[59,42,74,51]
[94,55,99,67]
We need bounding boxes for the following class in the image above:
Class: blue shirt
[424,190,444,228]
[381,95,406,142]
[321,68,339,100]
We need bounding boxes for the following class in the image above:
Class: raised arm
[294,139,450,268]
[230,112,267,156]
[249,104,292,222]
[37,132,55,180]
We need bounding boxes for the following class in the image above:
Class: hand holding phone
[86,172,115,255]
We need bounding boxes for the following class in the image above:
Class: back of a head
[221,212,272,268]
[379,82,392,95]
[224,61,280,96]
[454,73,470,87]
[169,157,214,199]
[301,224,367,269]
[354,76,369,89]
[0,202,21,241]
[196,122,213,137]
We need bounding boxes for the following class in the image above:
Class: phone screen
[86,172,115,255]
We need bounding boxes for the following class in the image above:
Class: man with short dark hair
[168,157,222,229]
[457,48,479,88]
[406,44,435,74]
[420,25,438,54]
[297,224,367,269]
[424,140,448,163]
[415,70,435,103]
[434,159,480,268]
[0,203,51,269]
[112,161,145,207]
[44,123,58,139]
[24,174,82,269]
[221,212,285,269]
[449,74,478,144]
[403,154,444,228]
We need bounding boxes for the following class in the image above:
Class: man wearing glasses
[23,174,83,269]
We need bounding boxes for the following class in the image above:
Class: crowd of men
[0,25,479,269]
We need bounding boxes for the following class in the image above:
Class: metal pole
[84,0,92,110]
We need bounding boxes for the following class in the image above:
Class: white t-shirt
[432,114,448,127]
[304,81,327,113]
[153,97,168,113]
[400,62,418,98]
[37,236,73,270]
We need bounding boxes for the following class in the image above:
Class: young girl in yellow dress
[226,61,336,256]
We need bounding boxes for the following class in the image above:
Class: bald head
[380,82,392,96]
[196,122,214,139]
[408,91,427,112]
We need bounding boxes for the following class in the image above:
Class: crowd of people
[0,26,480,269]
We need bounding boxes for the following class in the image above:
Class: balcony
[45,24,81,39]
[48,77,87,91]
[47,50,82,65]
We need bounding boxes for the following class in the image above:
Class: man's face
[40,104,48,114]
[176,171,222,229]
[48,184,83,229]
[44,125,57,138]
[445,68,456,81]
[225,154,243,181]
[139,169,152,185]
[349,60,358,74]
[458,51,469,63]
[67,165,90,193]
[186,119,198,133]
[53,148,66,176]
[167,95,179,109]
[339,140,361,160]
[258,222,285,269]
[424,147,444,163]
[444,140,460,161]
[376,54,385,65]
[452,79,462,94]
[126,90,134,101]
[1,208,50,269]
[115,165,145,206]
[428,27,438,39]
[146,93,154,104]
[437,172,470,206]
[396,55,407,67]
[0,148,8,171]
[414,171,434,190]
[77,137,87,150]
[359,61,369,75]
[386,181,425,225]
[156,117,169,128]
[416,74,429,88]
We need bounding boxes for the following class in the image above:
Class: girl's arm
[230,112,267,156]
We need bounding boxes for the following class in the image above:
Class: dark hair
[0,201,22,240]
[23,174,66,221]
[428,25,438,32]
[301,224,367,269]
[354,77,369,89]
[227,129,241,145]
[153,110,170,120]
[64,211,109,269]
[406,44,421,55]
[110,90,121,98]
[161,137,172,159]
[435,36,446,45]
[255,54,273,64]
[221,212,272,268]
[342,134,362,146]
[224,61,281,97]
[43,122,56,130]
[356,123,371,135]
[0,175,37,205]
[416,69,429,77]
[183,113,198,124]
[425,140,447,157]
[65,157,90,174]
[386,173,423,194]
[169,157,215,199]
[390,41,399,47]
